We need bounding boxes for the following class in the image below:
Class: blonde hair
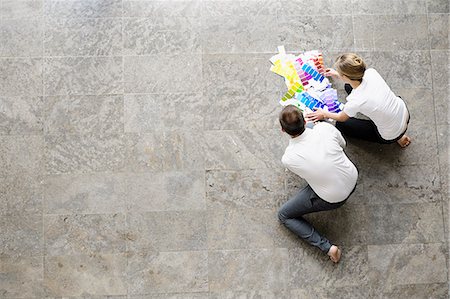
[334,53,366,82]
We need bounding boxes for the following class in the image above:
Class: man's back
[282,122,358,203]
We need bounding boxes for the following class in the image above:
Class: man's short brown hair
[279,105,305,136]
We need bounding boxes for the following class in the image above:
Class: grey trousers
[278,185,349,253]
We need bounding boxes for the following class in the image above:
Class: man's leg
[278,185,345,254]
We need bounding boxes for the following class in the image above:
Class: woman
[306,53,411,147]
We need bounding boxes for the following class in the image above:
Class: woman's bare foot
[328,245,341,263]
[397,135,411,148]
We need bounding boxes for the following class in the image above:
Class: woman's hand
[324,68,340,78]
[306,108,327,122]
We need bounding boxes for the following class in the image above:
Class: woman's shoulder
[365,68,380,76]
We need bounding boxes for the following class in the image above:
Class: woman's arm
[306,108,350,122]
[324,68,341,80]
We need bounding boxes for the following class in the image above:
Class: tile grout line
[426,0,450,290]
[120,1,130,297]
[41,0,46,294]
[200,0,211,293]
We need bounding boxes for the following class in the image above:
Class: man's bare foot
[328,245,341,263]
[397,135,411,148]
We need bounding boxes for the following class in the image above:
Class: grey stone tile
[45,295,127,299]
[130,294,209,299]
[124,55,201,93]
[127,251,208,294]
[302,204,369,246]
[202,54,281,95]
[44,134,126,174]
[433,88,449,125]
[285,171,310,199]
[362,164,441,205]
[0,256,44,298]
[202,14,281,54]
[347,123,439,167]
[0,135,44,177]
[362,51,432,89]
[394,88,434,125]
[125,132,205,172]
[204,129,287,170]
[0,214,43,257]
[288,245,369,288]
[0,17,43,57]
[126,171,205,212]
[278,0,352,15]
[354,15,429,51]
[352,0,427,14]
[209,290,291,299]
[428,14,449,50]
[431,50,448,91]
[367,202,445,245]
[123,0,201,17]
[202,0,280,17]
[206,168,286,209]
[290,286,374,299]
[204,91,280,130]
[278,15,354,52]
[436,125,448,198]
[123,16,201,55]
[427,0,450,13]
[44,57,123,96]
[43,0,122,18]
[353,15,376,51]
[0,174,43,215]
[44,17,122,56]
[127,210,206,252]
[0,95,44,135]
[207,208,287,250]
[431,50,449,124]
[44,254,127,297]
[43,173,127,214]
[0,58,42,96]
[368,243,448,292]
[43,95,124,135]
[124,93,204,133]
[381,283,449,299]
[44,213,127,256]
[1,0,43,19]
[391,123,439,166]
[45,296,127,299]
[208,248,288,292]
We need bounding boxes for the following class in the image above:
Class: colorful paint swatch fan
[269,46,344,114]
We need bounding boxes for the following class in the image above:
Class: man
[278,105,358,263]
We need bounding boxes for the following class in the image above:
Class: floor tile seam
[0,50,438,60]
[44,208,209,216]
[366,241,448,247]
[425,6,449,288]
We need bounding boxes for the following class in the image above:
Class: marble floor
[0,0,449,298]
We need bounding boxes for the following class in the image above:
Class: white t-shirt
[344,68,409,140]
[281,122,358,203]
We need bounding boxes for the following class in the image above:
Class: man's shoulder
[313,121,337,133]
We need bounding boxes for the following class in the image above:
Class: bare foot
[397,135,411,148]
[328,245,341,263]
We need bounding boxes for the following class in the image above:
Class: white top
[281,122,358,203]
[344,68,409,140]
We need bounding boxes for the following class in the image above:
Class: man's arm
[335,128,346,149]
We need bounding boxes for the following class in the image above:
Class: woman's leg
[336,118,387,143]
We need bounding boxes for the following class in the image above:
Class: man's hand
[324,68,339,78]
[306,108,327,122]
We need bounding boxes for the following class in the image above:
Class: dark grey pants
[278,185,348,253]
